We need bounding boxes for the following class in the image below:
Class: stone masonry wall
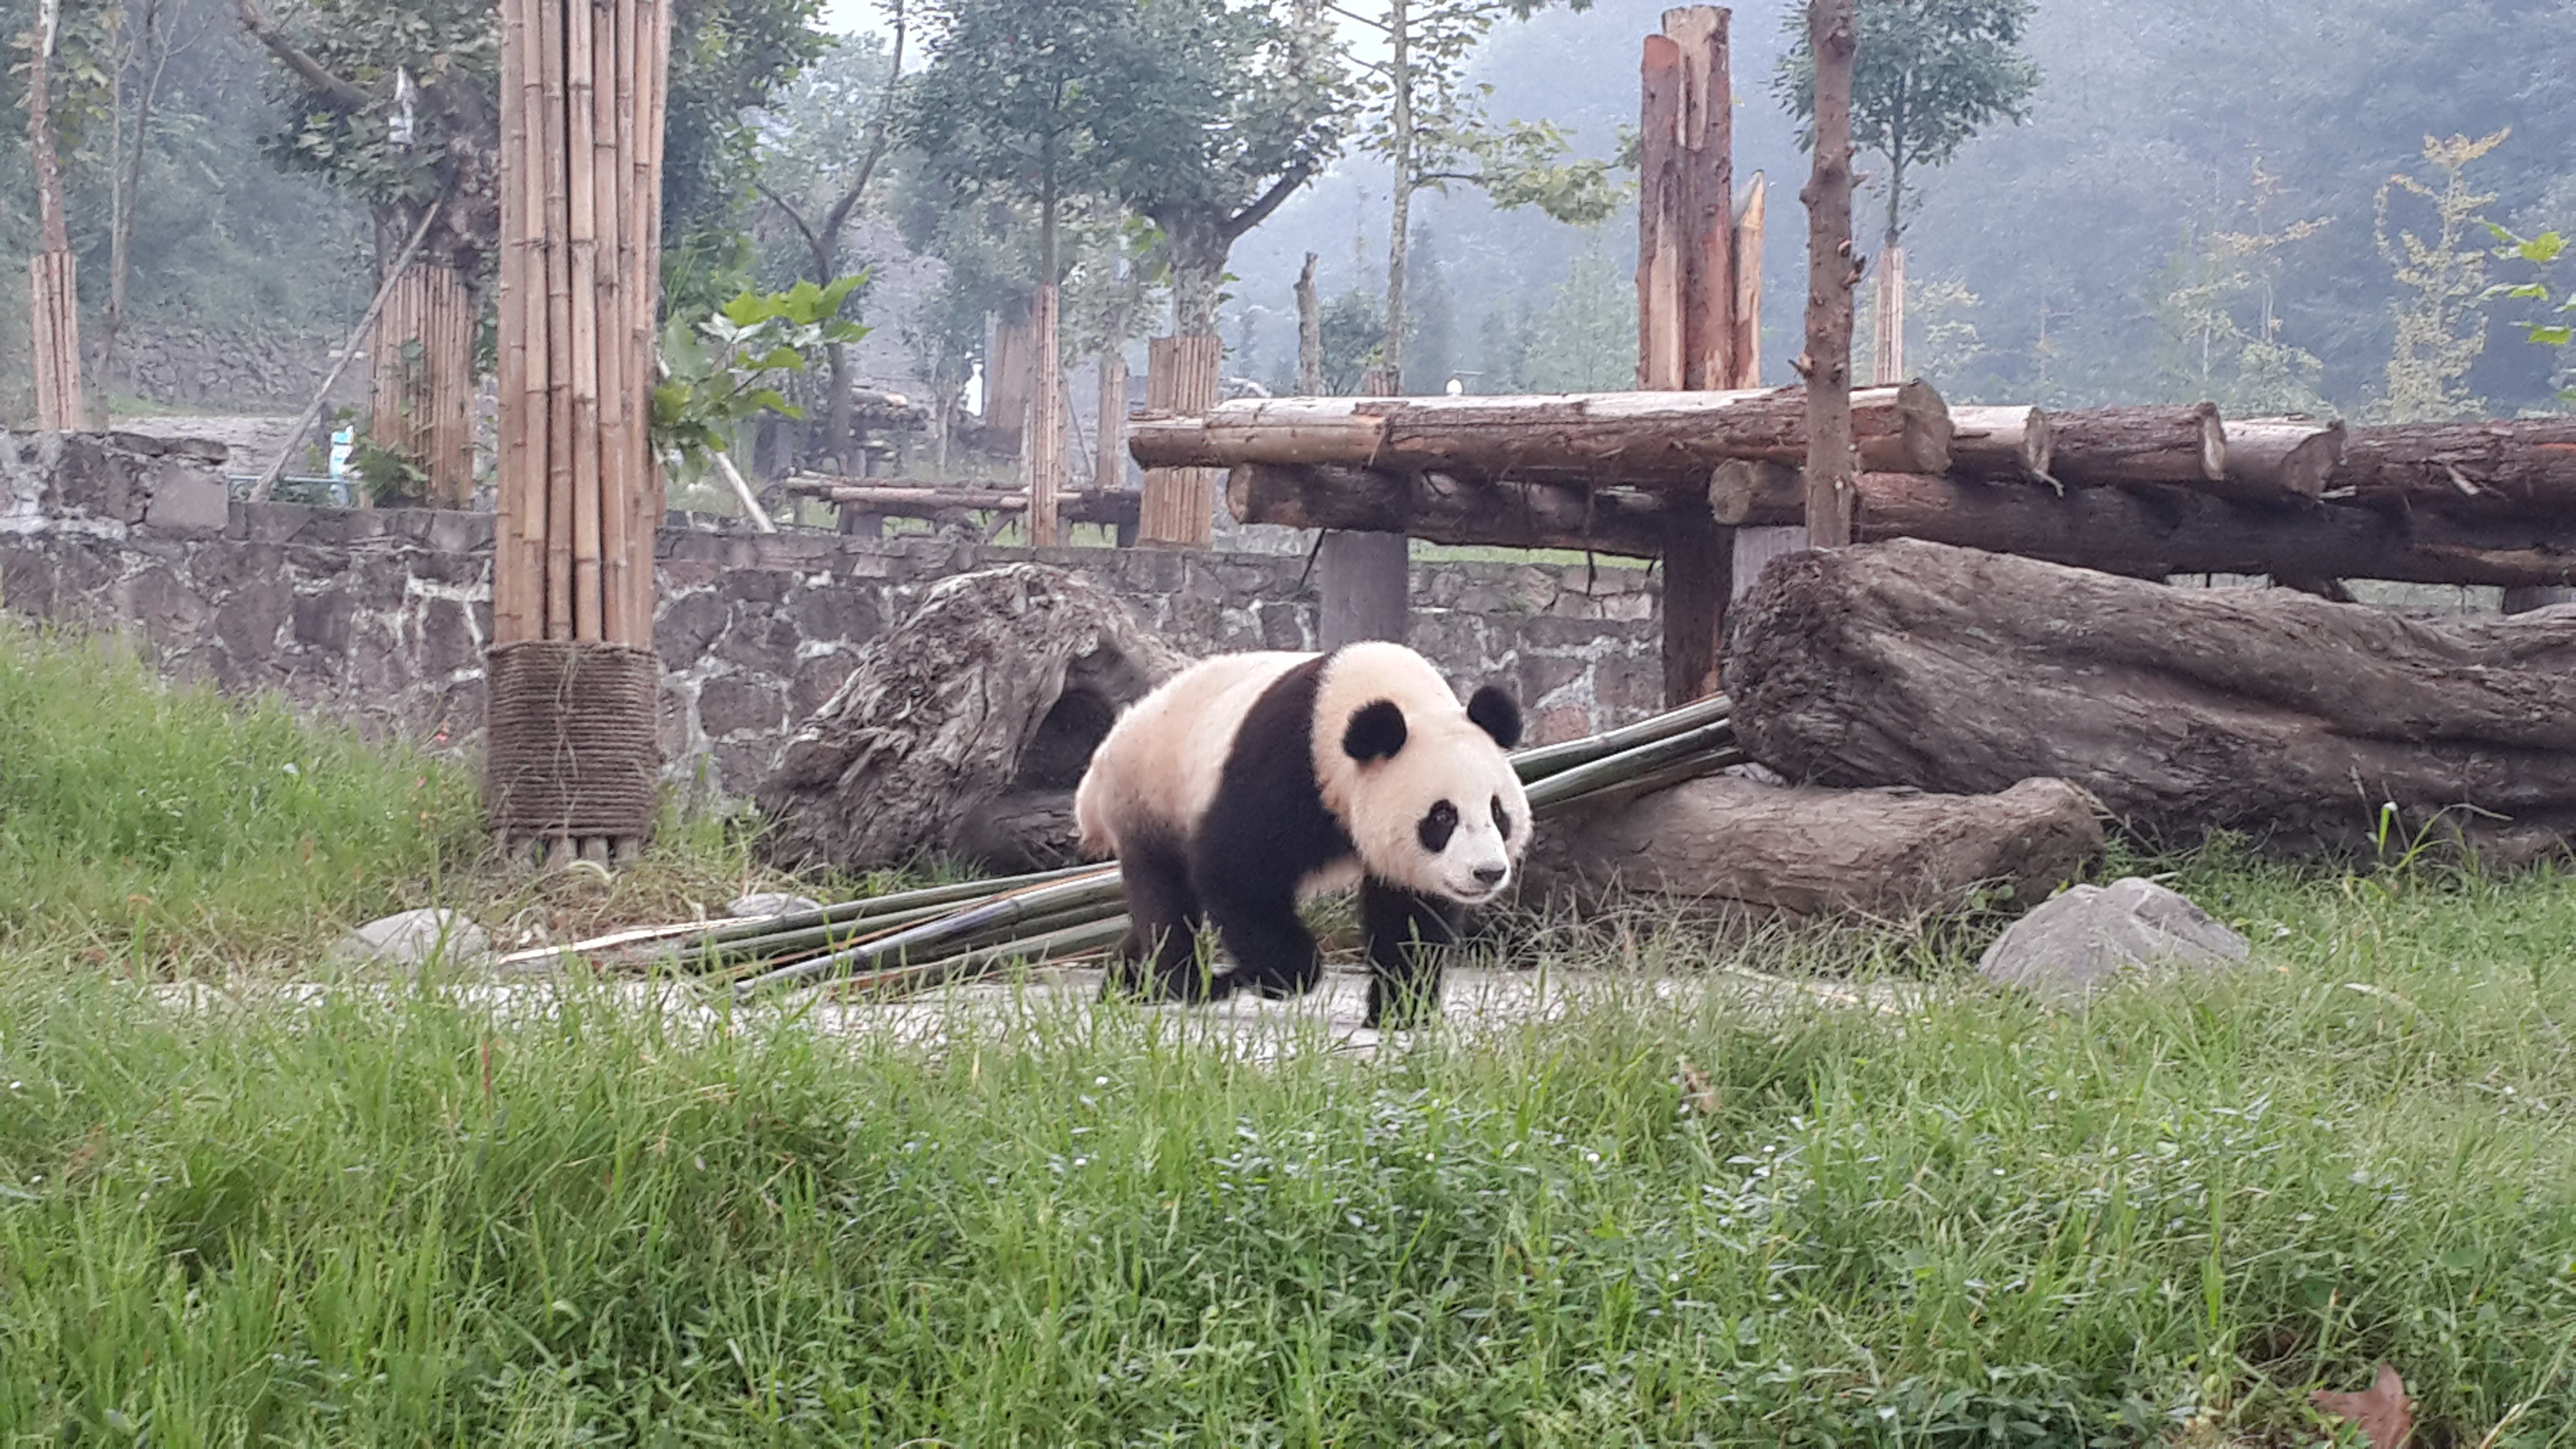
[0,431,1666,800]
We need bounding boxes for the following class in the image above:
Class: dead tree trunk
[1727,539,2576,861]
[2331,419,2576,515]
[758,565,1191,874]
[1130,383,1952,482]
[1526,774,2104,919]
[1797,0,1858,545]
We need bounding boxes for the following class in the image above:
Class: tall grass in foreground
[2,856,2574,1445]
[0,619,483,959]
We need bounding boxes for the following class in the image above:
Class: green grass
[0,620,483,962]
[2,852,2573,1445]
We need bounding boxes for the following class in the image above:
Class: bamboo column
[368,261,477,505]
[486,0,670,866]
[24,0,84,431]
[1139,334,1221,546]
[1636,6,1737,705]
[1027,281,1064,546]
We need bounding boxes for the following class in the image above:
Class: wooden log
[2222,416,2342,502]
[1662,499,1728,705]
[1525,774,2104,919]
[1634,31,1685,390]
[1847,471,2576,588]
[1224,462,1671,557]
[1799,0,1859,545]
[2049,402,2227,490]
[1707,459,1803,525]
[1130,383,1952,482]
[1727,538,2576,861]
[2330,419,2576,515]
[758,564,1193,873]
[1139,334,1220,546]
[1729,173,1765,389]
[1667,6,1733,393]
[1948,404,2051,482]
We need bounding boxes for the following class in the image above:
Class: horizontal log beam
[1225,463,1671,557]
[1948,404,2052,481]
[2330,419,2576,515]
[1132,382,1953,482]
[2223,416,2343,500]
[1853,471,2576,588]
[784,479,1141,529]
[2048,402,2230,489]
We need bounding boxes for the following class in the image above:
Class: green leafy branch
[2487,226,2573,349]
[651,274,871,473]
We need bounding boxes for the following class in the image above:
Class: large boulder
[1977,877,2249,1007]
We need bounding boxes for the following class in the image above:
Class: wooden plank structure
[484,0,671,866]
[369,263,478,506]
[24,0,83,431]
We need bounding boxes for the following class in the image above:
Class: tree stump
[756,565,1191,873]
[1728,539,2576,861]
[1525,774,2105,918]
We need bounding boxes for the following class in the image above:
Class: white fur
[1073,642,1531,905]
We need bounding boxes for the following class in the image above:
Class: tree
[1521,235,1627,392]
[755,18,905,469]
[2150,154,2331,415]
[2489,226,2573,405]
[1336,0,1616,393]
[1777,0,2038,383]
[1088,0,1347,339]
[2373,129,2507,422]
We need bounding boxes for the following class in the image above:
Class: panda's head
[1332,679,1532,906]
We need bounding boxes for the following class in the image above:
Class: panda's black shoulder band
[1466,685,1521,749]
[1342,700,1408,762]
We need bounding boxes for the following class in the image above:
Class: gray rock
[727,892,826,920]
[1978,876,2248,1007]
[328,909,490,968]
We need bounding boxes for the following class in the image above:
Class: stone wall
[0,431,1666,800]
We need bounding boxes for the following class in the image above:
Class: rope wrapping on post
[483,639,661,845]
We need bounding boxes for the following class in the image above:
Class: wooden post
[24,0,84,431]
[1798,0,1859,548]
[1295,252,1323,396]
[1730,173,1765,389]
[487,0,669,865]
[1139,334,1220,546]
[1027,281,1064,546]
[1871,241,1905,385]
[369,263,477,505]
[1637,5,1738,704]
[1094,349,1128,496]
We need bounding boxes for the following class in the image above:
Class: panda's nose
[1473,866,1506,887]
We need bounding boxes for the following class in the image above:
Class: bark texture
[1947,405,2052,481]
[2331,419,2576,515]
[1727,539,2576,860]
[1526,774,2104,918]
[2049,403,2227,488]
[757,564,1191,872]
[1797,0,1858,545]
[1226,462,1669,557]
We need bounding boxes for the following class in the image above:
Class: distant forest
[0,0,2569,427]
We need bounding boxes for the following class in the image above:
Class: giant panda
[1073,641,1531,1027]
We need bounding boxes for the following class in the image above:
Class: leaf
[2311,1364,2414,1448]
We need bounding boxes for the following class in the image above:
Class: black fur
[1361,879,1458,1028]
[1188,656,1348,1002]
[1466,685,1522,748]
[1100,823,1211,1000]
[1342,700,1408,762]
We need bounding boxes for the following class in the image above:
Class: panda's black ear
[1342,700,1408,763]
[1466,685,1522,749]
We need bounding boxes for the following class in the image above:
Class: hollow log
[1850,471,2576,588]
[2223,416,2343,501]
[2330,419,2576,515]
[758,564,1189,873]
[1948,404,2051,481]
[1525,774,2104,918]
[1129,382,1953,484]
[1226,462,1671,557]
[1727,539,2576,861]
[2049,402,2227,488]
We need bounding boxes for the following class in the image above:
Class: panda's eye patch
[1418,800,1459,852]
[1492,796,1513,837]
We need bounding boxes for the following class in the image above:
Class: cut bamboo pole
[566,0,604,641]
[592,0,632,643]
[1027,281,1064,546]
[539,0,575,639]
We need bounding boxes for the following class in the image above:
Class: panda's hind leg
[1101,831,1211,1003]
[1360,880,1460,1028]
[1200,885,1325,1002]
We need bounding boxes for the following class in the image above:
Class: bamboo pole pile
[497,694,1747,999]
[484,0,671,867]
[368,263,478,506]
[24,0,83,431]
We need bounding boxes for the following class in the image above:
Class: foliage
[6,852,2576,1438]
[2150,155,2333,415]
[1522,234,1631,392]
[898,0,1130,240]
[1346,0,1612,228]
[1775,0,2041,240]
[2487,227,2574,404]
[0,620,479,960]
[651,273,869,471]
[1315,285,1384,394]
[2373,129,2508,423]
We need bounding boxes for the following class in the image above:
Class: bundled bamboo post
[1027,282,1064,546]
[487,0,670,867]
[1632,7,1739,705]
[1093,350,1128,495]
[368,263,477,505]
[24,0,84,431]
[1139,334,1219,546]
